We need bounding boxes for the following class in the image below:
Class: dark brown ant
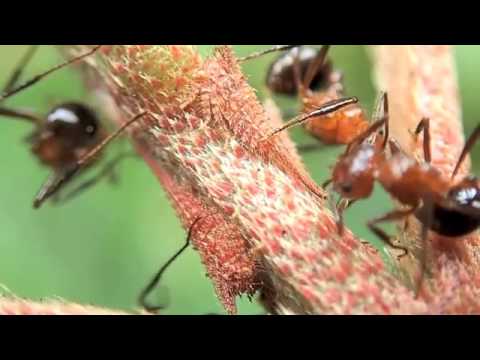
[0,45,143,208]
[265,45,370,147]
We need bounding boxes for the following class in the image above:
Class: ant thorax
[377,152,450,208]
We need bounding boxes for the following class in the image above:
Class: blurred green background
[0,45,478,315]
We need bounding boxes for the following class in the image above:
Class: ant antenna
[371,92,389,149]
[264,97,359,140]
[238,45,298,63]
[138,216,206,313]
[452,124,480,180]
[414,118,432,163]
[0,46,102,102]
[2,45,39,94]
[33,111,147,209]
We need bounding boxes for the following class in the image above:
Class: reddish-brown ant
[240,45,361,148]
[321,92,480,293]
[265,45,370,147]
[0,45,144,208]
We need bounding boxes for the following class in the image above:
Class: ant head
[266,46,334,96]
[45,102,100,148]
[332,144,376,200]
[448,175,480,209]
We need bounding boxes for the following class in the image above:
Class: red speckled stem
[56,45,480,314]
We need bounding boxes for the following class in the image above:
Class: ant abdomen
[416,176,480,237]
[416,203,480,237]
[266,46,334,96]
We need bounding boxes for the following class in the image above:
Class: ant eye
[85,124,96,135]
[341,183,353,193]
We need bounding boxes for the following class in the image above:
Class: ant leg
[0,46,102,102]
[322,178,333,189]
[383,93,389,144]
[372,92,387,122]
[292,46,303,94]
[138,216,206,313]
[371,92,389,149]
[0,106,43,125]
[303,45,330,92]
[238,45,298,62]
[414,117,432,163]
[2,46,39,94]
[452,124,480,180]
[32,111,147,209]
[51,152,138,205]
[415,197,434,298]
[264,97,359,140]
[296,142,327,154]
[367,207,416,259]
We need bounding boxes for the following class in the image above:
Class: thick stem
[58,45,480,314]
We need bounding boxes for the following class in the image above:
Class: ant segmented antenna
[451,124,480,180]
[414,118,432,163]
[238,45,299,63]
[33,111,147,209]
[0,45,102,102]
[264,96,359,140]
[138,216,206,313]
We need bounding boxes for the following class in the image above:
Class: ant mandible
[0,45,144,208]
[265,45,370,147]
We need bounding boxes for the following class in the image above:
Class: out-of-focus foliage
[0,45,478,315]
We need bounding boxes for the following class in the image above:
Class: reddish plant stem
[53,45,480,314]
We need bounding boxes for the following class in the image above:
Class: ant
[240,45,360,146]
[265,45,370,148]
[0,45,142,208]
[321,92,480,294]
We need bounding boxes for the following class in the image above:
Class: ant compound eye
[85,124,96,135]
[341,183,353,194]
